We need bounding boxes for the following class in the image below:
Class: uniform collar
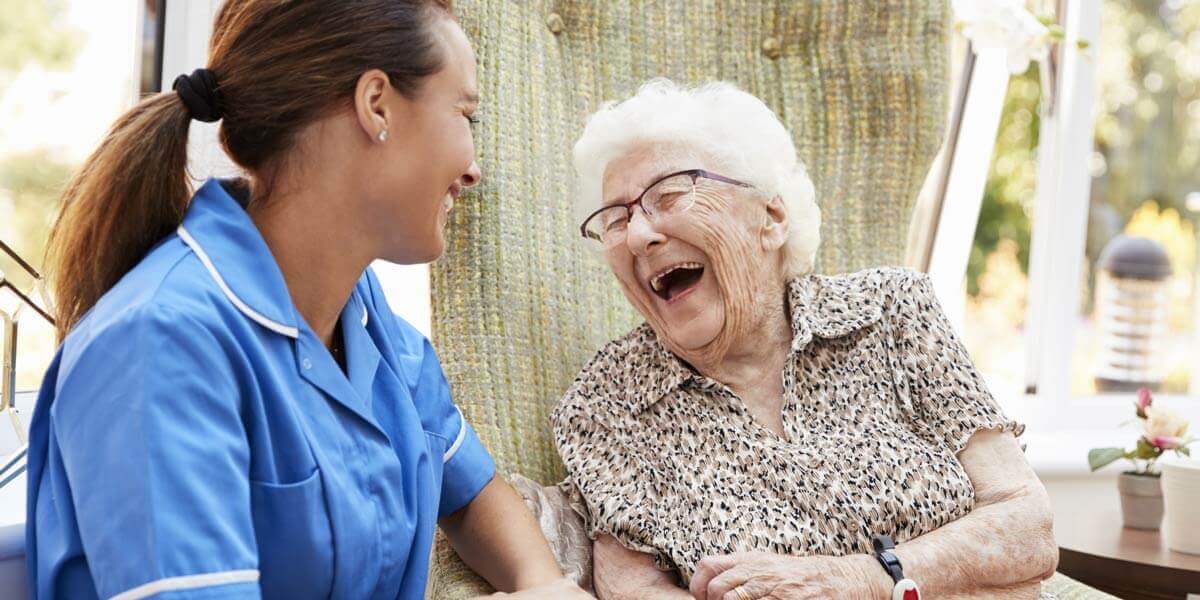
[177,178,300,338]
[628,273,885,415]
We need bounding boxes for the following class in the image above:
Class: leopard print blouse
[552,267,1045,594]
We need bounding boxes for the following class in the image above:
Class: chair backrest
[428,2,949,596]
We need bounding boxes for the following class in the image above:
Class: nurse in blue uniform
[24,1,586,598]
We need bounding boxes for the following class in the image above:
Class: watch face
[891,578,920,600]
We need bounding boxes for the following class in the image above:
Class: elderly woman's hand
[688,551,888,600]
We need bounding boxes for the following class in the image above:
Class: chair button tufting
[762,36,781,59]
[546,12,565,34]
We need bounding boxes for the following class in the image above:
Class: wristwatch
[871,534,921,600]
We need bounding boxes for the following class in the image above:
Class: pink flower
[1143,406,1188,449]
[1148,436,1184,450]
[1135,387,1153,418]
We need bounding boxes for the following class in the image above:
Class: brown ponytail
[45,94,192,340]
[45,0,453,341]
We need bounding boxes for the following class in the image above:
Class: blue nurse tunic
[24,179,497,599]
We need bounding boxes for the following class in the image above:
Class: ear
[760,194,789,252]
[354,69,392,143]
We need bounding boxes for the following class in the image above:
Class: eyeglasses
[579,169,754,247]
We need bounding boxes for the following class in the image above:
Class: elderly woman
[550,80,1058,600]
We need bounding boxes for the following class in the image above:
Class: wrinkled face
[600,143,788,356]
[371,17,482,264]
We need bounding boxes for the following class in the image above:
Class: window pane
[1071,0,1199,396]
[1,0,146,390]
[962,68,1041,400]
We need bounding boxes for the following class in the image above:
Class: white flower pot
[1162,459,1200,554]
[1118,472,1163,530]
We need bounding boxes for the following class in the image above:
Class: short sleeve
[49,306,260,599]
[551,384,675,572]
[410,335,497,518]
[362,269,496,518]
[887,271,1024,454]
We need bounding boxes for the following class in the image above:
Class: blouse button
[302,357,313,370]
[546,12,565,35]
[762,36,782,60]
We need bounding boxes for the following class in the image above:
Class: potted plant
[1088,388,1195,530]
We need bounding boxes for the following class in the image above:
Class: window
[1070,0,1199,398]
[139,0,166,96]
[959,64,1040,403]
[1,0,150,400]
[953,0,1200,448]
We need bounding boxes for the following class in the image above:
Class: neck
[249,178,373,348]
[684,278,792,392]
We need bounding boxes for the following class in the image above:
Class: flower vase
[1118,472,1163,530]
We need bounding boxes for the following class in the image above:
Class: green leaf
[1134,438,1163,460]
[1179,447,1191,457]
[1076,39,1091,50]
[1089,447,1126,471]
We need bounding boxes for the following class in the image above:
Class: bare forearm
[439,475,563,592]
[593,534,690,600]
[892,472,1051,595]
[892,433,1059,596]
[894,493,1055,594]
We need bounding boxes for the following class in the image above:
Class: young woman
[24,2,585,598]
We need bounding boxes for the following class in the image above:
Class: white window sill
[995,392,1200,480]
[1024,429,1126,479]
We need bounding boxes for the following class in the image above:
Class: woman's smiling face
[600,142,790,357]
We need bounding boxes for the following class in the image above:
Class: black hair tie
[172,68,223,123]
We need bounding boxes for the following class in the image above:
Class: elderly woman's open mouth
[648,261,705,303]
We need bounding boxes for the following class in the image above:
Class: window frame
[1022,0,1200,429]
[924,0,1200,458]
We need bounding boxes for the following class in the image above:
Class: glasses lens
[643,174,695,216]
[583,206,630,244]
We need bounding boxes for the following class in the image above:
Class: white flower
[1142,405,1190,450]
[952,0,1051,74]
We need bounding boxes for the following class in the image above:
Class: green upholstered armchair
[425,1,1115,598]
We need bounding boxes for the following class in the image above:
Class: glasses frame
[579,168,754,243]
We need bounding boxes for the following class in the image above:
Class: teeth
[649,262,704,293]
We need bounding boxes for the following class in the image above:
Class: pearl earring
[378,130,389,142]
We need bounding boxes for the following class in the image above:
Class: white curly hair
[572,79,821,277]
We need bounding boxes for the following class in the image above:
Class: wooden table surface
[1046,477,1200,599]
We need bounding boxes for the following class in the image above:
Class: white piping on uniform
[110,569,260,600]
[178,226,300,339]
[443,406,468,463]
